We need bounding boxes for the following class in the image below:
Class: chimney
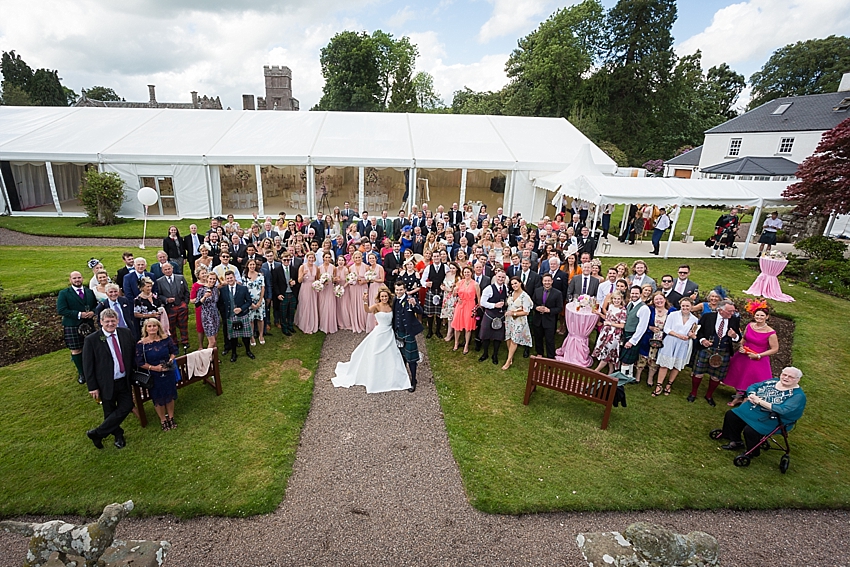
[191,91,198,107]
[147,85,157,104]
[242,94,255,110]
[838,72,850,92]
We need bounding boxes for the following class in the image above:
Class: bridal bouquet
[319,272,331,284]
[364,270,376,283]
[346,272,357,285]
[334,284,345,298]
[575,294,595,312]
[311,280,324,292]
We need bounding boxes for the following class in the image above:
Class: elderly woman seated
[714,367,806,457]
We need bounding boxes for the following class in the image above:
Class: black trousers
[721,410,765,456]
[187,254,200,282]
[532,325,556,359]
[279,293,297,333]
[94,378,134,439]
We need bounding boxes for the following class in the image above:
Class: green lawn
[0,328,324,518]
[607,205,755,242]
[0,216,198,239]
[430,257,850,513]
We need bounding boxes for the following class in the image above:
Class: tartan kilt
[694,348,731,379]
[226,312,253,339]
[423,290,442,316]
[396,332,420,363]
[620,331,640,365]
[63,326,86,350]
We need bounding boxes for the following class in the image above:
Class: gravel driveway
[1,331,847,566]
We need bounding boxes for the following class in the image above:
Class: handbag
[133,343,153,388]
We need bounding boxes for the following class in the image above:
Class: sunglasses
[678,271,688,274]
[662,279,673,283]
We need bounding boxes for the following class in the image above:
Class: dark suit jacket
[231,244,248,269]
[273,262,301,297]
[309,220,326,242]
[57,286,98,327]
[518,270,540,297]
[392,296,424,337]
[695,312,741,355]
[506,264,522,279]
[219,283,252,320]
[576,236,596,258]
[356,220,373,237]
[675,279,699,301]
[261,261,281,299]
[122,270,157,302]
[116,266,132,288]
[447,210,463,227]
[567,274,600,302]
[472,274,491,290]
[531,286,564,329]
[83,327,135,400]
[662,289,683,309]
[162,236,185,261]
[95,297,138,339]
[542,270,568,297]
[393,217,408,240]
[184,232,203,259]
[383,251,403,283]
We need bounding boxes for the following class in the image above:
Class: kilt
[63,325,85,350]
[758,231,777,246]
[226,312,253,339]
[478,312,506,341]
[620,331,640,364]
[694,347,731,379]
[423,290,442,316]
[396,332,419,363]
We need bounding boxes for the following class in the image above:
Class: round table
[743,257,795,302]
[555,303,599,367]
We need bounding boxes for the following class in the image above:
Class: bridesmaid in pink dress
[723,307,779,405]
[365,253,385,332]
[334,255,352,330]
[295,252,319,334]
[347,252,368,333]
[317,252,338,334]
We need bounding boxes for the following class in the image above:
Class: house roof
[665,145,702,166]
[700,156,799,176]
[705,91,850,134]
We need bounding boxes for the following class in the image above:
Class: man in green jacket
[56,271,98,384]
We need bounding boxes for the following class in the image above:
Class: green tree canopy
[0,83,34,106]
[450,87,503,115]
[1,51,72,107]
[0,50,33,92]
[28,68,67,106]
[412,72,443,111]
[85,86,122,101]
[749,35,850,110]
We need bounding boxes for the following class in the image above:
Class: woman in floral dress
[592,291,627,374]
[244,258,266,345]
[195,270,220,349]
[440,263,459,344]
[502,276,533,370]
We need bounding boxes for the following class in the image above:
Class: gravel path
[0,227,156,248]
[1,332,848,566]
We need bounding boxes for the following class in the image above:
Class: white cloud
[677,0,850,73]
[477,0,554,43]
[387,6,416,29]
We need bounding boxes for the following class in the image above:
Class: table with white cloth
[743,257,795,302]
[555,303,599,367]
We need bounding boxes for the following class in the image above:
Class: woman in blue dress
[136,318,179,431]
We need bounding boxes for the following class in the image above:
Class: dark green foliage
[412,72,443,111]
[62,86,77,105]
[1,51,71,107]
[85,85,122,101]
[597,141,628,166]
[0,50,33,92]
[450,87,504,115]
[79,169,126,226]
[749,35,850,110]
[0,83,34,106]
[706,63,746,120]
[784,257,850,298]
[793,235,848,261]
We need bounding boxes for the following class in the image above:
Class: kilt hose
[166,303,189,346]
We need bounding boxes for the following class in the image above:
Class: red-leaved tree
[784,116,850,214]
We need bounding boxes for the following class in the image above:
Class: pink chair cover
[743,257,795,302]
[555,303,598,367]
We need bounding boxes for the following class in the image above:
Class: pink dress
[347,262,368,333]
[365,264,385,332]
[317,263,338,334]
[335,266,352,331]
[723,324,776,390]
[452,279,478,331]
[295,264,319,334]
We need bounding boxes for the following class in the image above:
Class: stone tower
[261,65,299,111]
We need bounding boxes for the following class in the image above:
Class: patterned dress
[440,276,457,321]
[592,305,627,365]
[196,285,220,337]
[504,291,533,347]
[244,273,266,322]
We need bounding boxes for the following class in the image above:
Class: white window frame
[777,137,794,154]
[727,138,742,157]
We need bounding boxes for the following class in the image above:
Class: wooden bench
[523,356,618,430]
[132,347,222,427]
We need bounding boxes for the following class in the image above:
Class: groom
[393,281,424,393]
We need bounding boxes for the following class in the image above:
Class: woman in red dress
[451,266,481,354]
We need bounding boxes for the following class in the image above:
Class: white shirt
[626,301,651,347]
[420,262,443,287]
[763,217,783,232]
[632,274,646,287]
[597,279,616,304]
[713,314,738,340]
[675,278,689,295]
[214,263,243,283]
[654,214,671,231]
[480,283,507,309]
[104,331,126,380]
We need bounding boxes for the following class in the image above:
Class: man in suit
[567,213,584,234]
[492,207,507,225]
[456,222,476,246]
[95,284,137,340]
[230,234,248,271]
[243,244,265,267]
[393,281,425,392]
[183,224,203,282]
[444,232,459,261]
[150,251,180,281]
[576,226,597,259]
[356,212,373,237]
[393,209,408,241]
[309,212,327,242]
[659,274,683,308]
[156,262,190,353]
[447,203,463,228]
[689,299,741,406]
[219,270,255,362]
[376,211,393,242]
[272,253,300,336]
[261,221,278,241]
[57,271,99,384]
[341,201,359,231]
[115,252,135,290]
[567,262,600,302]
[261,250,281,334]
[383,241,403,289]
[83,308,135,450]
[543,256,568,297]
[506,254,522,279]
[672,264,699,303]
[531,273,564,359]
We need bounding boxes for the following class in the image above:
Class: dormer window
[772,103,792,115]
[778,137,794,154]
[834,97,850,111]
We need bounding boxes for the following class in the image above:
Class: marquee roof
[0,107,617,172]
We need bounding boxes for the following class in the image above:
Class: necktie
[113,302,126,327]
[581,277,587,295]
[168,277,173,284]
[521,272,527,285]
[77,288,84,300]
[543,290,549,304]
[717,318,726,339]
[676,279,685,294]
[110,334,124,374]
[284,267,291,292]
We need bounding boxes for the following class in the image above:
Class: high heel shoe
[663,384,672,396]
[652,384,663,397]
[452,346,459,352]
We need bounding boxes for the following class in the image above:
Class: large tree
[749,35,850,110]
[450,87,503,115]
[85,86,122,101]
[316,31,382,111]
[0,50,33,93]
[783,117,850,215]
[1,50,72,107]
[705,62,746,120]
[412,72,443,111]
[28,68,67,106]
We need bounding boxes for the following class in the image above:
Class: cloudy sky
[1,0,848,111]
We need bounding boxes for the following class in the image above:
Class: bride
[332,285,412,393]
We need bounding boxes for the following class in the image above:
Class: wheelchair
[709,413,793,473]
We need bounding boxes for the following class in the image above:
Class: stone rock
[577,522,719,567]
[98,539,171,567]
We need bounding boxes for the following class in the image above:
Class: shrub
[5,307,37,345]
[794,235,847,261]
[784,257,850,299]
[78,169,126,226]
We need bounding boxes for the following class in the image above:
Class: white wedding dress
[332,311,412,393]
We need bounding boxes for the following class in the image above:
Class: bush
[78,169,126,226]
[794,235,847,261]
[5,307,37,345]
[784,258,850,298]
